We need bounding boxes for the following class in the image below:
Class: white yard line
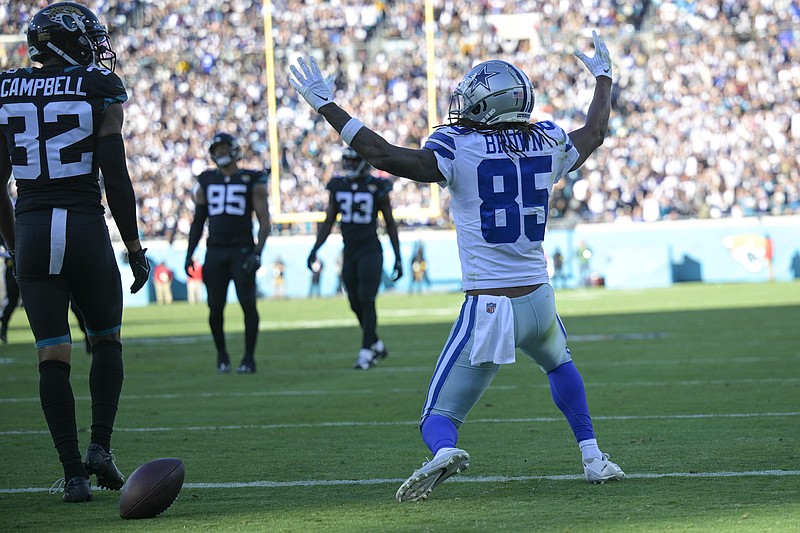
[2,469,799,493]
[2,376,798,401]
[1,411,797,436]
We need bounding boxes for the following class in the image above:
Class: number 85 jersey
[0,64,128,215]
[424,122,579,290]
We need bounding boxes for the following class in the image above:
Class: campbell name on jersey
[0,64,127,215]
[197,168,268,246]
[327,175,392,251]
[424,121,579,290]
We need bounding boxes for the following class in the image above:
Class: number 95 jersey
[0,64,128,215]
[196,168,268,247]
[424,122,579,290]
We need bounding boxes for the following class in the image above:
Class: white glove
[574,30,612,80]
[289,56,335,112]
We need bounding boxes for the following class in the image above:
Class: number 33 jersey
[0,64,128,215]
[326,175,392,254]
[424,122,579,290]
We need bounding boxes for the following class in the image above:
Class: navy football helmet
[342,146,370,179]
[209,133,242,167]
[448,60,535,125]
[27,2,117,71]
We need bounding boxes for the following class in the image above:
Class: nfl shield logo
[486,302,496,314]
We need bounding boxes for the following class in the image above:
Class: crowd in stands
[1,0,798,239]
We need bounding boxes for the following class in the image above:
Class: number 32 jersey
[0,64,128,215]
[424,122,579,290]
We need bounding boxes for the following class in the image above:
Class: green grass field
[1,282,799,532]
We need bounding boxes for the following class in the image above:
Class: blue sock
[547,361,595,442]
[421,414,458,455]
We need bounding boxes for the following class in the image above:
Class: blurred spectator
[2,1,797,234]
[577,241,593,288]
[153,261,174,305]
[272,256,286,300]
[409,242,430,294]
[335,249,344,294]
[308,257,323,298]
[552,249,565,289]
[765,234,774,282]
[186,259,204,304]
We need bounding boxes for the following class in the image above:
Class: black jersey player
[185,133,271,374]
[0,2,150,503]
[307,147,402,369]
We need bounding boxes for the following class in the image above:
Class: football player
[307,147,402,370]
[290,31,624,501]
[185,133,271,374]
[0,234,20,344]
[0,2,150,502]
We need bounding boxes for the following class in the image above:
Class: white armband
[340,118,365,145]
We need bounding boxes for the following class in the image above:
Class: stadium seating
[1,1,797,238]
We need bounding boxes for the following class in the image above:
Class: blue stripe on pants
[421,296,478,420]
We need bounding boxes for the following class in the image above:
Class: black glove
[306,251,317,271]
[185,256,195,277]
[242,251,261,275]
[128,248,150,294]
[391,258,403,281]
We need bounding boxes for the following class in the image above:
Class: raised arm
[289,56,443,183]
[568,31,613,172]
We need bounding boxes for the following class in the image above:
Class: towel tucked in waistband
[469,295,516,366]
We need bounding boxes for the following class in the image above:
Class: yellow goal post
[262,0,441,226]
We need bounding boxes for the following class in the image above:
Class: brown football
[119,458,184,519]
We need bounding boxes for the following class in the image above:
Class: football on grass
[119,458,185,519]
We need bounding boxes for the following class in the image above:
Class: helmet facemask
[86,28,117,71]
[27,3,117,71]
[209,134,242,167]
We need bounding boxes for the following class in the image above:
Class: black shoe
[62,477,93,503]
[217,362,231,374]
[236,361,256,374]
[0,322,7,344]
[83,444,125,490]
[371,342,389,363]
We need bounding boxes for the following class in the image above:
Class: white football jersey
[424,121,579,290]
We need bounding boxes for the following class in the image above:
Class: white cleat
[396,447,470,502]
[352,348,375,370]
[583,453,625,483]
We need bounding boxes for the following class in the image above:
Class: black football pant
[15,210,124,479]
[342,250,383,350]
[202,246,259,365]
